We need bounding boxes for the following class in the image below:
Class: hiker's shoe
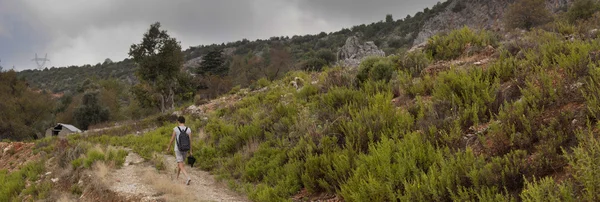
[186,178,191,185]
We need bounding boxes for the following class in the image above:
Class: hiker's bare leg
[178,162,190,180]
[177,165,181,179]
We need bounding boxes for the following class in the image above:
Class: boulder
[337,36,385,68]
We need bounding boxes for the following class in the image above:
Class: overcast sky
[0,0,441,71]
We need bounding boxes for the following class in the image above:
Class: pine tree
[198,49,228,76]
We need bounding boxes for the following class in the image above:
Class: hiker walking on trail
[167,116,192,185]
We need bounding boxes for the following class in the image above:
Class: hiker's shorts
[175,150,187,163]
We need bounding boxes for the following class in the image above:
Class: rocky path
[105,151,247,202]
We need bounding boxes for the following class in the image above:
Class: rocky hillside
[17,0,577,96]
[16,0,449,93]
[414,0,574,45]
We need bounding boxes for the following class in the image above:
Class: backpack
[176,127,190,152]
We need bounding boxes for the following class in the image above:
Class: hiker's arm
[167,131,175,152]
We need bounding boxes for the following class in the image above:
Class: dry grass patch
[142,169,194,201]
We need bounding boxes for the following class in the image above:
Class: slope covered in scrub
[169,19,600,201]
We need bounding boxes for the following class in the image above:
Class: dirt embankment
[0,142,39,171]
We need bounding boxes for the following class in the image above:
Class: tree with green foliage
[567,0,600,23]
[129,22,184,113]
[300,58,328,72]
[504,0,552,30]
[74,91,109,130]
[103,58,113,65]
[386,14,394,23]
[316,49,337,64]
[0,70,55,140]
[198,49,228,77]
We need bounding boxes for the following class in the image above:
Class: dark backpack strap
[176,126,184,147]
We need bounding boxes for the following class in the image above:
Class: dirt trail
[105,151,247,202]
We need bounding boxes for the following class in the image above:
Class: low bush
[0,161,46,201]
[400,51,430,77]
[566,126,600,201]
[432,68,499,129]
[83,149,106,168]
[520,177,575,201]
[504,0,552,30]
[566,0,600,23]
[425,27,498,61]
[106,148,128,168]
[357,56,397,84]
[340,133,441,201]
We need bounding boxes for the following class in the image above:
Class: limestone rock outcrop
[413,0,573,46]
[337,36,385,68]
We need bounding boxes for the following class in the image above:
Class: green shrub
[432,68,499,128]
[520,177,575,202]
[425,27,498,60]
[485,51,521,82]
[229,85,241,94]
[88,125,172,160]
[21,181,52,200]
[338,92,414,152]
[256,78,271,89]
[107,148,128,168]
[357,56,396,84]
[70,184,83,196]
[566,126,600,201]
[300,58,328,71]
[243,143,287,182]
[253,160,303,200]
[567,0,600,23]
[504,0,552,30]
[71,158,84,169]
[301,148,354,194]
[152,153,166,171]
[396,71,435,97]
[295,84,319,101]
[83,149,105,168]
[196,144,218,170]
[520,70,564,107]
[584,65,600,119]
[318,66,356,89]
[0,161,45,201]
[400,51,431,77]
[340,133,441,202]
[400,149,483,201]
[548,20,577,36]
[467,150,527,191]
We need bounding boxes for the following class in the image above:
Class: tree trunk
[159,92,165,113]
[169,87,175,111]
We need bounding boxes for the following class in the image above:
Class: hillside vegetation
[10,0,453,139]
[83,8,600,201]
[4,0,600,201]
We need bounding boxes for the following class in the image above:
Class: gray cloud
[0,0,441,71]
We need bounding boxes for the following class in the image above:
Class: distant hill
[17,0,455,93]
[16,0,573,94]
